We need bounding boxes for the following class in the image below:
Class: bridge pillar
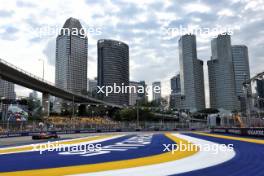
[42,93,50,117]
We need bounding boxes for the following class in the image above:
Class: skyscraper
[138,81,148,103]
[178,34,205,112]
[0,79,16,120]
[152,81,161,104]
[170,74,181,109]
[129,81,141,106]
[208,34,238,111]
[129,81,148,106]
[87,78,97,97]
[232,45,251,111]
[29,90,38,99]
[55,17,88,94]
[97,39,129,105]
[0,79,16,99]
[170,74,181,93]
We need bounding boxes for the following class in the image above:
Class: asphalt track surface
[0,132,263,176]
[173,133,264,176]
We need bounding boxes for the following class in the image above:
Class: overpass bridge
[0,58,122,115]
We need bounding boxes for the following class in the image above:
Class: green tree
[198,108,219,114]
[115,108,156,121]
[119,108,136,121]
[27,97,42,120]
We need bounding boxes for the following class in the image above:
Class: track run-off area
[0,132,264,176]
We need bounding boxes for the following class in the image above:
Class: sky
[0,0,263,106]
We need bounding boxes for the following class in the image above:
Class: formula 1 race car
[32,132,59,140]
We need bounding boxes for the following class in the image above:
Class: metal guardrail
[0,58,123,107]
[0,58,55,86]
[0,121,207,135]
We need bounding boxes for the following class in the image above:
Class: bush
[114,108,155,121]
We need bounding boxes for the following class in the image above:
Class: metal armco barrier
[0,128,131,138]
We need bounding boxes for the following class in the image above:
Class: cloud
[16,1,36,8]
[85,0,105,5]
[244,0,264,11]
[217,9,234,17]
[184,2,211,13]
[43,38,56,65]
[0,0,262,105]
[0,10,13,18]
[0,26,19,40]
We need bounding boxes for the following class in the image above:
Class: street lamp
[72,96,75,118]
[136,98,141,129]
[7,116,11,133]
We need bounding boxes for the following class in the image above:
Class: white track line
[0,135,124,155]
[71,133,235,176]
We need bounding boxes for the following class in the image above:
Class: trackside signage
[211,128,264,137]
[247,129,264,136]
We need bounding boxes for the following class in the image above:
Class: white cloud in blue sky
[0,0,263,105]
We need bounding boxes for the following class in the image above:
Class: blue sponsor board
[211,128,264,137]
[0,129,125,138]
[0,130,97,138]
